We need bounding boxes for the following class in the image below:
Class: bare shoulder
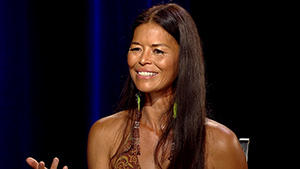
[88,110,130,149]
[206,118,248,169]
[206,118,238,144]
[90,111,129,137]
[87,111,129,169]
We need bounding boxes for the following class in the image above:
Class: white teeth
[138,72,157,76]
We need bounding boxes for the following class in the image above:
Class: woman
[27,3,247,169]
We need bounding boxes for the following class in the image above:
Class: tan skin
[27,23,247,169]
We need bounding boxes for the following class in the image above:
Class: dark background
[0,0,273,168]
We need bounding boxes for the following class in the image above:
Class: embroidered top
[114,110,142,169]
[113,110,174,169]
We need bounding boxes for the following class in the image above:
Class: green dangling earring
[173,102,178,118]
[136,93,141,112]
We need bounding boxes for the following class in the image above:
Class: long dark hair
[113,3,206,169]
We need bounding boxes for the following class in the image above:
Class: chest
[138,126,170,169]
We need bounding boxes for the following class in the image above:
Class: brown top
[114,109,142,169]
[113,109,174,169]
[113,133,142,169]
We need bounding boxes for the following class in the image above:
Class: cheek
[127,53,137,69]
[159,57,178,74]
[127,53,138,79]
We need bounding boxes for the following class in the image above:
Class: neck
[140,89,174,134]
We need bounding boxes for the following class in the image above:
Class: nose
[139,49,152,66]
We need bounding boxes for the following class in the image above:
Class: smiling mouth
[137,71,158,76]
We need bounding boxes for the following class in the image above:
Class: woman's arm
[206,119,248,169]
[87,112,126,169]
[87,119,112,169]
[212,133,248,169]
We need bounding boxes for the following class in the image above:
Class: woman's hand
[26,157,68,169]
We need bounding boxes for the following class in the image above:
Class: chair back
[239,138,250,162]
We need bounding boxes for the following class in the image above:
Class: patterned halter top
[113,109,174,169]
[113,109,142,169]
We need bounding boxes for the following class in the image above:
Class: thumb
[26,157,39,169]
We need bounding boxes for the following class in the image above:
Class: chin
[135,84,171,95]
[135,86,155,93]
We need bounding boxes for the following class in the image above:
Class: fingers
[26,157,39,169]
[50,157,68,169]
[50,157,59,169]
[26,157,47,169]
[38,161,46,169]
[26,157,67,169]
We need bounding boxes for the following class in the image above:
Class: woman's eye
[153,49,165,55]
[129,48,141,52]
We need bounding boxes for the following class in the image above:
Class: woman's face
[128,23,179,95]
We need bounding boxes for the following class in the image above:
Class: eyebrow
[131,41,171,48]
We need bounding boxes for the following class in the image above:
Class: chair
[239,138,250,162]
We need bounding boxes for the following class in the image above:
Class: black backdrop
[0,0,271,168]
